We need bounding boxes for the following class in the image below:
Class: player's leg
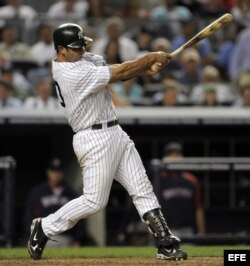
[28,168,115,260]
[115,134,187,260]
[28,127,124,259]
[143,209,187,260]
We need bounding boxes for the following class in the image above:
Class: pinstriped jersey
[52,52,117,132]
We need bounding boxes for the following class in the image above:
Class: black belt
[92,119,118,130]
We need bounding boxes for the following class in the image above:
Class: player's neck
[55,56,66,62]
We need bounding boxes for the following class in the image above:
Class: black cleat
[157,244,188,261]
[27,218,48,260]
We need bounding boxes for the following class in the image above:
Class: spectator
[190,65,234,105]
[0,50,11,69]
[199,0,228,18]
[233,71,250,107]
[137,0,164,19]
[216,22,242,79]
[23,157,91,246]
[86,0,134,17]
[24,79,59,110]
[0,79,22,108]
[153,78,188,106]
[26,61,53,92]
[87,0,103,17]
[221,0,237,10]
[1,64,31,100]
[152,37,171,54]
[0,0,37,28]
[47,0,89,25]
[150,37,180,82]
[177,0,202,14]
[0,24,33,61]
[229,25,250,80]
[111,78,143,106]
[30,25,56,66]
[138,37,180,86]
[171,17,214,65]
[200,85,220,107]
[135,27,153,58]
[231,0,250,27]
[137,37,173,86]
[150,0,192,36]
[157,142,206,237]
[103,39,122,65]
[90,17,138,62]
[175,48,202,96]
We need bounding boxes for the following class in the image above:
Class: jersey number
[55,81,66,107]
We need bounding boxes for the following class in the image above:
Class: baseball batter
[28,23,187,261]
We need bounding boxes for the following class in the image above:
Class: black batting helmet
[53,23,92,50]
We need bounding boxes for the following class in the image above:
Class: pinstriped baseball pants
[42,125,160,237]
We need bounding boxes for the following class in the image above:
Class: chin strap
[143,208,180,247]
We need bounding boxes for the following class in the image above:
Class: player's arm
[193,175,206,235]
[196,208,206,235]
[109,52,171,82]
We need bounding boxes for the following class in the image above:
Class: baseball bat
[170,13,233,57]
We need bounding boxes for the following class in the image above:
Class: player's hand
[146,62,162,76]
[153,51,172,66]
[146,52,171,75]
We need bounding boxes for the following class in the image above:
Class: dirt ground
[0,257,223,266]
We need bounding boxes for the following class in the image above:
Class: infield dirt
[0,257,223,266]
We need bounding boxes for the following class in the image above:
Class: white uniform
[42,52,160,237]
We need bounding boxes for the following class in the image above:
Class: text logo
[224,250,250,265]
[78,31,84,40]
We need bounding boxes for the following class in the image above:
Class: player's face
[47,169,64,187]
[65,47,85,62]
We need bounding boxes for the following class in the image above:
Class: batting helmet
[53,23,92,50]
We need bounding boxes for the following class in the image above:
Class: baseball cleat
[157,244,187,260]
[27,218,48,260]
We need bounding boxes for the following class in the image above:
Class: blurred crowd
[1,0,250,109]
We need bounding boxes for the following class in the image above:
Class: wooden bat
[170,13,233,57]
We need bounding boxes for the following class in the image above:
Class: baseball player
[28,23,187,261]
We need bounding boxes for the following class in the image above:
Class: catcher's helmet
[53,23,92,50]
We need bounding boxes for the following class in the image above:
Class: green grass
[0,246,250,260]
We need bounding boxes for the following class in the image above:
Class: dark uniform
[25,181,76,224]
[159,169,202,233]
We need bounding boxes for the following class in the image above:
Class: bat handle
[170,46,184,57]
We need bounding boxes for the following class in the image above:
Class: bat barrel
[170,13,233,58]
